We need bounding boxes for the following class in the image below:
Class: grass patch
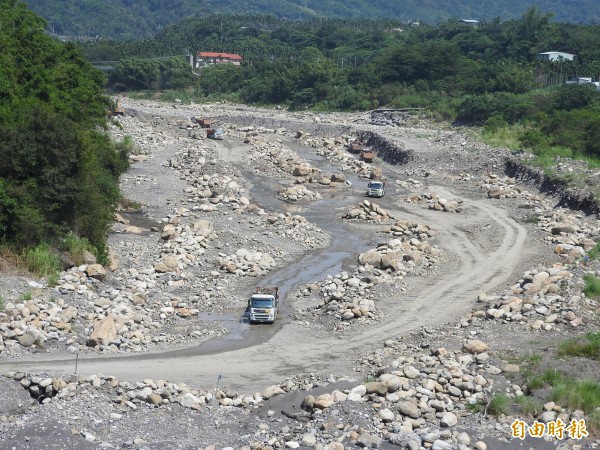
[487,393,511,416]
[559,332,600,361]
[119,198,143,211]
[115,135,139,156]
[62,234,95,266]
[0,294,4,312]
[526,368,565,390]
[525,368,600,429]
[587,242,600,260]
[466,400,484,413]
[22,244,62,278]
[47,272,60,287]
[18,291,32,302]
[583,273,600,298]
[515,395,543,415]
[478,125,523,151]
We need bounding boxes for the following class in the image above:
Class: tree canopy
[0,0,128,256]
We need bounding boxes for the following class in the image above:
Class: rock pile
[384,220,436,240]
[260,213,329,249]
[215,248,276,276]
[537,210,597,262]
[343,200,394,222]
[294,272,383,329]
[359,237,441,275]
[278,184,322,202]
[405,193,463,213]
[299,134,378,180]
[3,371,264,409]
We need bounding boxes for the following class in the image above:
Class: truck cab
[207,128,225,140]
[249,287,279,323]
[367,179,386,197]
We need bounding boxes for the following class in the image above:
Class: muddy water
[144,140,374,358]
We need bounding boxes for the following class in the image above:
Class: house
[195,52,243,68]
[537,51,575,62]
[460,19,479,28]
[566,76,600,90]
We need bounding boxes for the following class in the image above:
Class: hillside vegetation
[25,0,600,40]
[0,0,128,263]
[83,10,600,170]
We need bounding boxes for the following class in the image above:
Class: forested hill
[25,0,600,40]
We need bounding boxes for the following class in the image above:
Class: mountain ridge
[24,0,600,40]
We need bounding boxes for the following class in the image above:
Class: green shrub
[515,395,543,415]
[62,234,95,266]
[467,399,484,413]
[487,394,510,416]
[559,332,600,360]
[47,272,60,287]
[550,379,600,414]
[587,242,600,260]
[526,369,565,390]
[0,294,4,312]
[583,274,600,298]
[18,291,32,302]
[22,244,62,278]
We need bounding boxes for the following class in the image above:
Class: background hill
[25,0,600,40]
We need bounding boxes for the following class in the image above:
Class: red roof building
[196,52,243,67]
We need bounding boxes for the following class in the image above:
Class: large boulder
[192,219,213,237]
[87,316,117,347]
[462,339,489,354]
[85,264,106,281]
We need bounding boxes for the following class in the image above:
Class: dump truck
[248,287,279,323]
[367,179,386,197]
[192,117,215,128]
[206,128,224,140]
[347,138,364,154]
[361,149,375,163]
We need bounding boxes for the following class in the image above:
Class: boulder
[462,339,489,354]
[85,264,106,281]
[87,316,117,347]
[396,400,421,419]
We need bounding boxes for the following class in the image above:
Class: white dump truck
[367,179,386,197]
[248,287,279,323]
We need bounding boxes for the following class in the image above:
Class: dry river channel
[1,112,530,393]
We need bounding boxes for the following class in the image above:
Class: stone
[503,364,520,374]
[17,331,37,347]
[364,381,387,395]
[262,385,285,399]
[462,339,489,354]
[440,412,457,427]
[378,408,395,422]
[314,393,334,409]
[357,433,382,448]
[431,440,453,450]
[403,366,420,379]
[396,401,421,419]
[147,393,162,405]
[179,392,202,409]
[87,316,118,347]
[85,264,107,281]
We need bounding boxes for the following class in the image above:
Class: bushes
[559,332,600,360]
[22,244,62,278]
[583,274,600,298]
[0,5,129,259]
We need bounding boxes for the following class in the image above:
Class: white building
[537,51,575,62]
